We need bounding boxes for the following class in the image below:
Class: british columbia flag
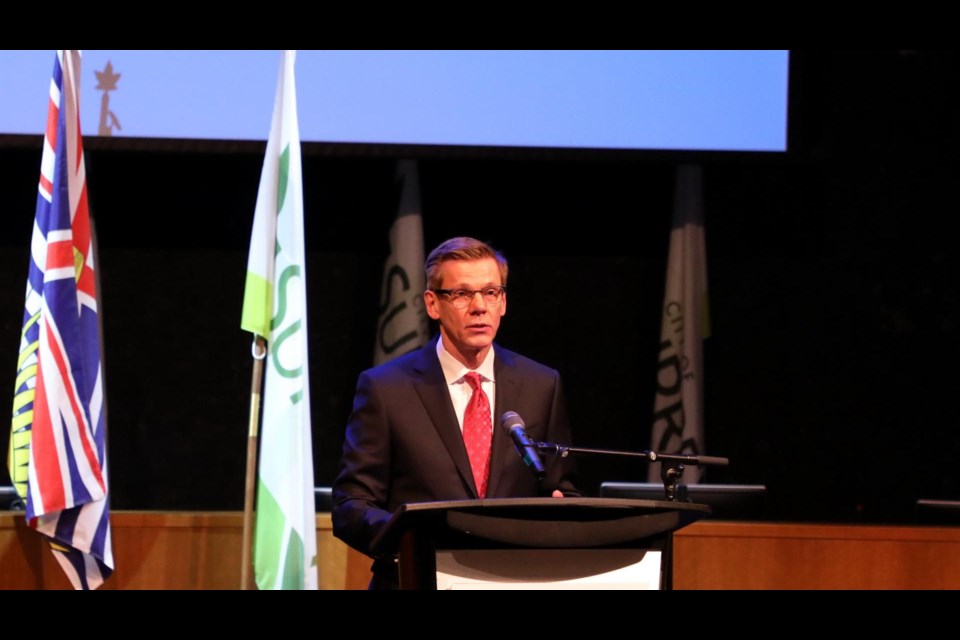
[8,50,114,590]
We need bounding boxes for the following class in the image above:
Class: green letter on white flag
[241,50,317,589]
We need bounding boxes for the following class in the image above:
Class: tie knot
[465,372,483,391]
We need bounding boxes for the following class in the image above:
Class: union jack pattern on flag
[8,50,114,590]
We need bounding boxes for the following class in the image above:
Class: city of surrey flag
[649,165,710,483]
[8,50,114,590]
[240,50,317,590]
[373,159,429,365]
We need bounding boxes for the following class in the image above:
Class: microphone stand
[535,442,729,502]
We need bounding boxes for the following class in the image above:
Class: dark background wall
[1,51,956,522]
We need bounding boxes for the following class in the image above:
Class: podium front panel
[435,549,661,590]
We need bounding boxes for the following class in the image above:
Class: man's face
[425,257,507,366]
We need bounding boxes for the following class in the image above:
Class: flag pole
[241,336,266,590]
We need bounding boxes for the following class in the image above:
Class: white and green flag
[373,159,430,365]
[241,50,317,590]
[649,165,710,484]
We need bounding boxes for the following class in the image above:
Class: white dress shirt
[435,338,496,433]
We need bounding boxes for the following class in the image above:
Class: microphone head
[500,411,524,431]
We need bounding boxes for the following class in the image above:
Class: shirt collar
[436,338,496,385]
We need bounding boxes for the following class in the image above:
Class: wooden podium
[370,497,709,590]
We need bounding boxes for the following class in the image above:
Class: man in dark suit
[332,237,579,587]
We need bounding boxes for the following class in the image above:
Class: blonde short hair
[425,237,509,290]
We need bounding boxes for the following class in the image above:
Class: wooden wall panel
[5,514,958,589]
[673,521,960,590]
[0,511,372,590]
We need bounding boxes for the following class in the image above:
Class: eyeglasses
[432,286,507,309]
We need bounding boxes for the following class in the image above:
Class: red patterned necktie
[463,372,492,498]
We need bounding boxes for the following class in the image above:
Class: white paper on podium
[435,549,661,590]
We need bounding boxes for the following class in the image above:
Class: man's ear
[424,290,441,320]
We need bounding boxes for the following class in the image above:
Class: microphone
[500,411,546,480]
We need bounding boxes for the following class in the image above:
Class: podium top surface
[394,496,709,515]
[372,497,710,556]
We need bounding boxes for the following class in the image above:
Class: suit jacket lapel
[410,337,478,496]
[487,345,521,497]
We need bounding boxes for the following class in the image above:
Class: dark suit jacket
[332,336,579,562]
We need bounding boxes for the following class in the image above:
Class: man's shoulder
[362,343,435,382]
[495,345,560,380]
[360,341,560,382]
